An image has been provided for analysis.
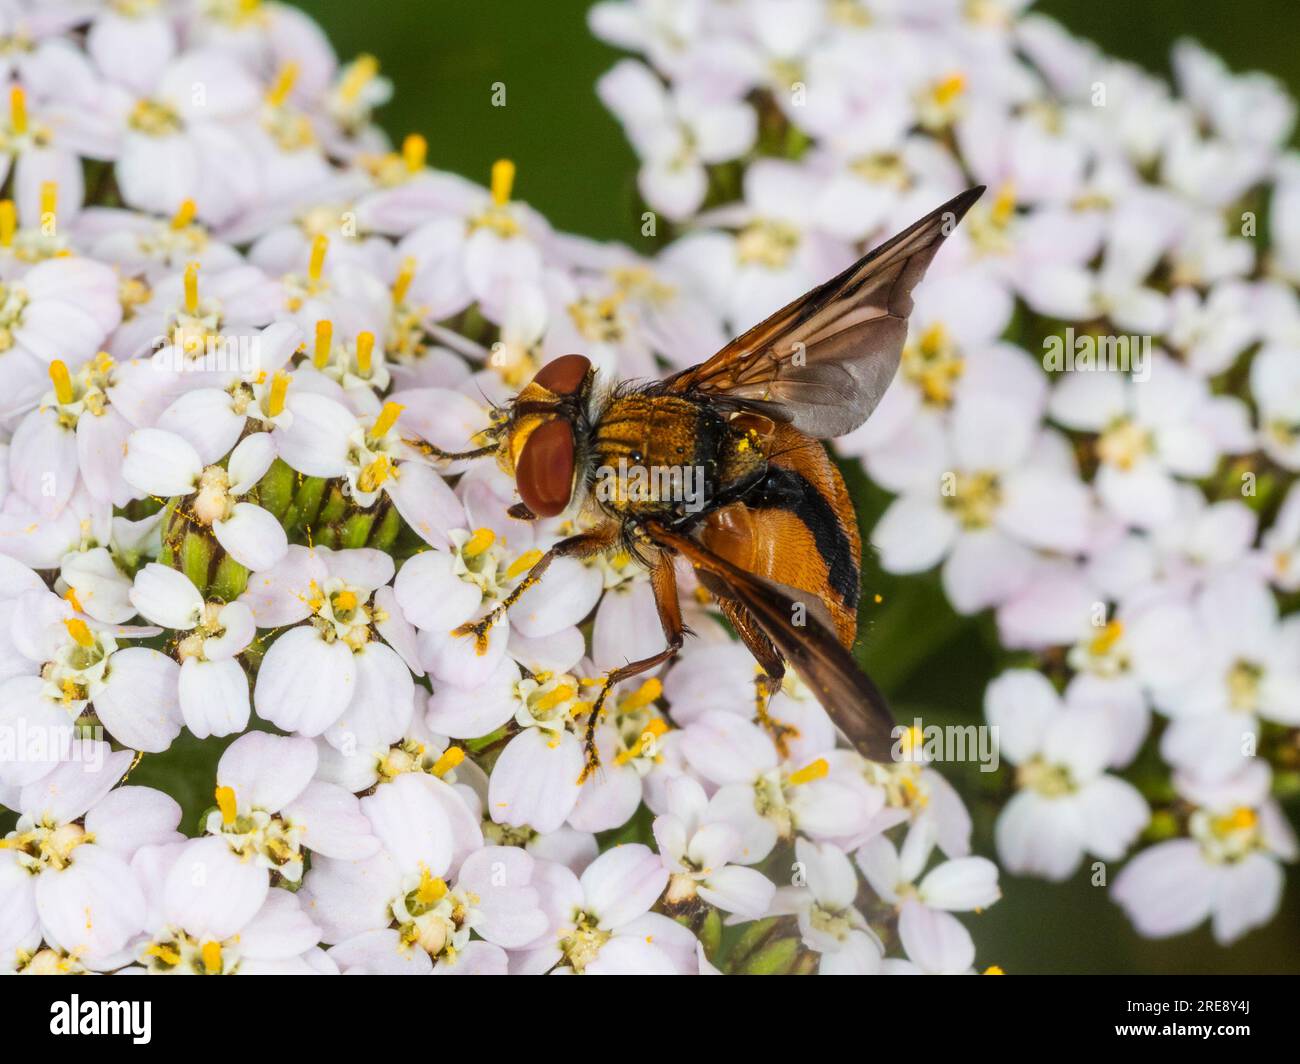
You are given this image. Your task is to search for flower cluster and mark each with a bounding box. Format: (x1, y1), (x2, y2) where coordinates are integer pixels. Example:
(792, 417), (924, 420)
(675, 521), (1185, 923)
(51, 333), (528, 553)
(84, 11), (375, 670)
(0, 0), (1291, 977)
(595, 0), (1300, 947)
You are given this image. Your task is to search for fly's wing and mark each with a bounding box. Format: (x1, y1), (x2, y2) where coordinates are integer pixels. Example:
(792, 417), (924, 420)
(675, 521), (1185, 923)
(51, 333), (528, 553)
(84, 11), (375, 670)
(663, 186), (984, 439)
(647, 524), (897, 763)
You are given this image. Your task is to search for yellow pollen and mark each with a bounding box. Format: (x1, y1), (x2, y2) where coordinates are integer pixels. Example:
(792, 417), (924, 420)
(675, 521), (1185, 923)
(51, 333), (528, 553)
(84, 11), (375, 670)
(490, 158), (515, 207)
(200, 940), (222, 974)
(313, 319), (333, 368)
(340, 54), (379, 103)
(355, 330), (375, 376)
(788, 758), (830, 786)
(267, 62), (299, 107)
(934, 72), (966, 106)
(358, 454), (394, 493)
(615, 718), (669, 765)
(1089, 619), (1124, 656)
(462, 527), (496, 558)
(431, 746), (464, 777)
(39, 181), (56, 222)
(170, 198), (198, 229)
(214, 785), (238, 826)
(416, 868), (448, 906)
(535, 685), (576, 712)
(992, 182), (1016, 227)
(308, 233), (328, 284)
(183, 261), (200, 315)
(62, 618), (94, 648)
(145, 942), (181, 966)
(333, 590), (358, 612)
(266, 371), (290, 418)
(984, 965), (1005, 975)
(370, 399), (403, 439)
(506, 549), (542, 579)
(10, 85), (27, 136)
(49, 360), (74, 405)
(621, 677), (662, 711)
(392, 256), (417, 304)
(0, 200), (14, 247)
(63, 587), (84, 613)
(402, 133), (426, 173)
(873, 593), (884, 604)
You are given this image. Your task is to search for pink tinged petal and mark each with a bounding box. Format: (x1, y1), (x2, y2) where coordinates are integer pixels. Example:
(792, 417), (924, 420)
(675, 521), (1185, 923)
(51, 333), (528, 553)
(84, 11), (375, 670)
(204, 601), (256, 660)
(996, 568), (1095, 650)
(282, 780), (380, 861)
(583, 933), (679, 975)
(218, 731), (318, 813)
(687, 821), (742, 870)
(898, 901), (975, 974)
(20, 745), (133, 823)
(238, 544), (328, 627)
(323, 642), (413, 752)
(385, 462), (468, 548)
(0, 676), (77, 787)
(458, 846), (549, 948)
(681, 712), (778, 785)
(1097, 463), (1179, 530)
(83, 786), (182, 860)
(227, 433), (278, 494)
(995, 789), (1085, 882)
(155, 388), (245, 464)
(997, 468), (1093, 552)
(698, 865), (774, 919)
(179, 657), (251, 739)
(129, 562), (203, 629)
(873, 496), (958, 574)
(511, 556), (603, 638)
(612, 911), (698, 973)
(394, 550), (481, 632)
(508, 624), (585, 676)
(1111, 839), (1215, 939)
(122, 428), (202, 497)
(298, 851), (402, 943)
(854, 837), (902, 903)
(1073, 777), (1149, 861)
(96, 647), (182, 752)
(796, 838), (859, 911)
(360, 773), (454, 878)
(420, 619), (508, 687)
(1210, 853), (1283, 945)
(163, 837), (269, 941)
(239, 888), (321, 959)
(819, 929), (883, 975)
(372, 586), (423, 675)
(1043, 707), (1112, 782)
(0, 852), (39, 951)
(581, 844), (669, 930)
(319, 547), (394, 592)
(36, 845), (146, 962)
(9, 410), (78, 517)
(941, 529), (1036, 614)
(567, 761), (643, 833)
(254, 627), (356, 736)
(329, 928), (433, 975)
(213, 501), (288, 571)
(706, 783), (779, 864)
(425, 657), (520, 738)
(917, 857), (1001, 911)
(489, 728), (584, 834)
(592, 580), (668, 673)
(273, 392), (354, 477)
(652, 815), (690, 868)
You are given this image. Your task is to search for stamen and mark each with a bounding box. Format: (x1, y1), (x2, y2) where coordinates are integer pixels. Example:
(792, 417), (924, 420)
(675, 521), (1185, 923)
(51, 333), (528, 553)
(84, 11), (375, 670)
(402, 133), (426, 173)
(10, 86), (27, 136)
(63, 586), (84, 613)
(621, 677), (662, 711)
(933, 72), (966, 107)
(62, 618), (94, 648)
(339, 54), (379, 103)
(431, 746), (464, 777)
(370, 399), (403, 438)
(787, 758), (829, 786)
(266, 371), (290, 418)
(307, 233), (328, 285)
(358, 454), (393, 493)
(200, 940), (222, 974)
(171, 198), (198, 229)
(39, 181), (56, 224)
(333, 590), (358, 612)
(183, 261), (200, 315)
(49, 360), (74, 405)
(506, 549), (541, 579)
(392, 256), (417, 304)
(490, 158), (515, 207)
(1089, 619), (1124, 656)
(534, 685), (577, 712)
(416, 868), (448, 906)
(462, 528), (496, 558)
(214, 785), (238, 826)
(266, 62), (299, 107)
(355, 330), (375, 376)
(0, 200), (14, 247)
(313, 319), (333, 368)
(145, 942), (181, 966)
(991, 182), (1016, 227)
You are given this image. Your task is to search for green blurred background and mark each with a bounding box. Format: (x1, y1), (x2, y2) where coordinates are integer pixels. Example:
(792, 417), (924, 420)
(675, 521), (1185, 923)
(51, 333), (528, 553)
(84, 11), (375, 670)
(295, 0), (1300, 975)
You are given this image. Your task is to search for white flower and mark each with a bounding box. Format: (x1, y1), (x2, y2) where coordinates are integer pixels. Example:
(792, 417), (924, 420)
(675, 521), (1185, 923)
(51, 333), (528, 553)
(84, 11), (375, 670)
(856, 819), (1000, 914)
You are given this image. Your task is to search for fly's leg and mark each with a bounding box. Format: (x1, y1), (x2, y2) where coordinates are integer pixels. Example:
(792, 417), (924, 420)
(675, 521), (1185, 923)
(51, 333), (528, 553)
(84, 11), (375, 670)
(578, 551), (684, 782)
(714, 594), (798, 758)
(452, 523), (621, 653)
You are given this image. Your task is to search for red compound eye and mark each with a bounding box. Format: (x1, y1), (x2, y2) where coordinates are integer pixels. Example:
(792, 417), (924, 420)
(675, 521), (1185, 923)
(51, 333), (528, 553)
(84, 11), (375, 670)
(531, 354), (591, 396)
(516, 418), (576, 517)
